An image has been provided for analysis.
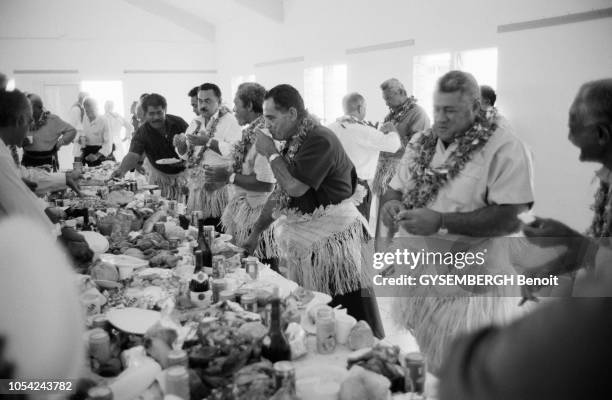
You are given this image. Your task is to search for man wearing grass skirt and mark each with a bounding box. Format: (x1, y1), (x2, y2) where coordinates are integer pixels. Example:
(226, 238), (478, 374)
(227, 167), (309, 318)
(379, 71), (535, 372)
(174, 83), (242, 229)
(204, 83), (277, 264)
(244, 84), (384, 338)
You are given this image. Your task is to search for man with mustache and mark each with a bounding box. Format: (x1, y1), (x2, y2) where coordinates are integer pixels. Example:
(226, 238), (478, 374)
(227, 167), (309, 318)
(112, 93), (188, 199)
(174, 83), (241, 228)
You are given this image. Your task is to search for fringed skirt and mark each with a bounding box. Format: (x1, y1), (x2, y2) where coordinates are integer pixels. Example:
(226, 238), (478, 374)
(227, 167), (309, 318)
(372, 152), (402, 197)
(221, 194), (272, 257)
(262, 198), (371, 296)
(147, 165), (186, 201)
(388, 234), (534, 373)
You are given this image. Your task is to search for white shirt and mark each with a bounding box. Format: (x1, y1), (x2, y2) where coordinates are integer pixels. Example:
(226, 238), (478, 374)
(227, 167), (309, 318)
(328, 116), (401, 180)
(0, 139), (56, 232)
(234, 140), (276, 207)
(178, 109), (242, 162)
(69, 104), (85, 157)
(0, 216), (84, 380)
(81, 116), (112, 157)
(103, 112), (133, 147)
(389, 124), (535, 237)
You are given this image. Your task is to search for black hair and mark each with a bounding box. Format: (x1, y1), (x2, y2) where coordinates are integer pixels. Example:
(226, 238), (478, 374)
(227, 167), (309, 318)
(141, 93), (167, 111)
(480, 85), (497, 106)
(199, 83), (222, 99)
(264, 84), (306, 119)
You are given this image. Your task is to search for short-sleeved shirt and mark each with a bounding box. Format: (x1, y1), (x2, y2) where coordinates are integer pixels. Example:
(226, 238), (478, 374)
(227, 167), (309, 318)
(235, 143), (276, 207)
(129, 114), (188, 174)
(287, 125), (357, 214)
(383, 102), (430, 158)
(25, 114), (75, 152)
(389, 124), (535, 217)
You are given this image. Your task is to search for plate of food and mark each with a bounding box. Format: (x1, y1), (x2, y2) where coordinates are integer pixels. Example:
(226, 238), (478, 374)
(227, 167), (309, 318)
(80, 231), (110, 253)
(156, 158), (182, 165)
(107, 307), (161, 335)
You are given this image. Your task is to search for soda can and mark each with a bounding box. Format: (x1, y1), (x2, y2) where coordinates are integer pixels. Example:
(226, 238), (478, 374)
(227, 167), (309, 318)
(240, 292), (258, 313)
(241, 257), (249, 269)
(89, 328), (111, 363)
(153, 222), (166, 236)
(404, 352), (426, 394)
(246, 259), (259, 280)
(129, 181), (138, 192)
(212, 255), (226, 279)
(219, 289), (236, 302)
(167, 349), (189, 368)
(273, 361), (296, 395)
(166, 365), (190, 400)
(235, 288), (249, 304)
(91, 314), (110, 331)
(211, 278), (227, 304)
(72, 161), (83, 175)
(191, 211), (202, 227)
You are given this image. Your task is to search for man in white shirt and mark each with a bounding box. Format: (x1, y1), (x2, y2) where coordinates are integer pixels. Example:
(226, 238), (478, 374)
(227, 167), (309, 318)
(80, 98), (112, 166)
(175, 83), (242, 228)
(69, 91), (88, 159)
(328, 92), (400, 220)
(380, 71), (534, 373)
(103, 100), (133, 160)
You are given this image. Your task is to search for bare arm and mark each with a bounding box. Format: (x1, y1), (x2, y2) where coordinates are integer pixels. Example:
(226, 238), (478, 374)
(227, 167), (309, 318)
(443, 204), (529, 237)
(115, 152), (141, 176)
(59, 127), (77, 146)
(269, 156), (309, 198)
(234, 174), (275, 192)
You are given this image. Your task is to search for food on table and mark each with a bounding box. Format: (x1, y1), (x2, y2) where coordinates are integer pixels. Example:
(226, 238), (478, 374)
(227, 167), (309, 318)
(347, 320), (375, 350)
(143, 210), (167, 234)
(237, 321), (268, 341)
(106, 189), (135, 206)
(339, 365), (391, 400)
(289, 287), (315, 308)
(346, 343), (406, 393)
(90, 260), (120, 282)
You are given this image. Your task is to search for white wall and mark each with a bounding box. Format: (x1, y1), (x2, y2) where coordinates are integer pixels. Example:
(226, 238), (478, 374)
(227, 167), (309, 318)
(0, 0), (217, 120)
(215, 0), (612, 231)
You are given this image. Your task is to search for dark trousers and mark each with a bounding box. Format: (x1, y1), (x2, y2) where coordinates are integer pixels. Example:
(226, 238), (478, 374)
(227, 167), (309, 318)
(329, 286), (385, 339)
(356, 178), (372, 221)
(22, 148), (59, 171)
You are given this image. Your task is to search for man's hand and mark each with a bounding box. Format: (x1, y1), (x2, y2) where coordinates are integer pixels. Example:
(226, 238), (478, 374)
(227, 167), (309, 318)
(255, 131), (277, 158)
(242, 233), (259, 256)
(381, 200), (403, 228)
(523, 217), (583, 248)
(22, 178), (38, 192)
(186, 133), (210, 147)
(173, 134), (188, 154)
(204, 166), (231, 185)
(397, 208), (443, 236)
(380, 121), (397, 134)
(65, 171), (82, 196)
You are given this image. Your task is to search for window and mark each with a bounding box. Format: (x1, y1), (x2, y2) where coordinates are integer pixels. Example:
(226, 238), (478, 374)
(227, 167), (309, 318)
(303, 64), (347, 125)
(230, 74), (256, 99)
(80, 80), (125, 117)
(413, 47), (497, 120)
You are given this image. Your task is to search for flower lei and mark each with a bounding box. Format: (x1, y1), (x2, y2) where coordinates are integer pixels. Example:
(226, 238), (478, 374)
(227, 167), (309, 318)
(30, 110), (50, 131)
(272, 114), (318, 209)
(189, 106), (231, 167)
(401, 112), (497, 209)
(337, 115), (378, 129)
(588, 181), (612, 237)
(232, 115), (265, 174)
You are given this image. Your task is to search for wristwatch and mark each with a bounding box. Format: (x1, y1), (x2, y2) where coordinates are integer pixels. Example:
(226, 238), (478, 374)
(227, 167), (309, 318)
(268, 153), (280, 163)
(228, 173), (236, 184)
